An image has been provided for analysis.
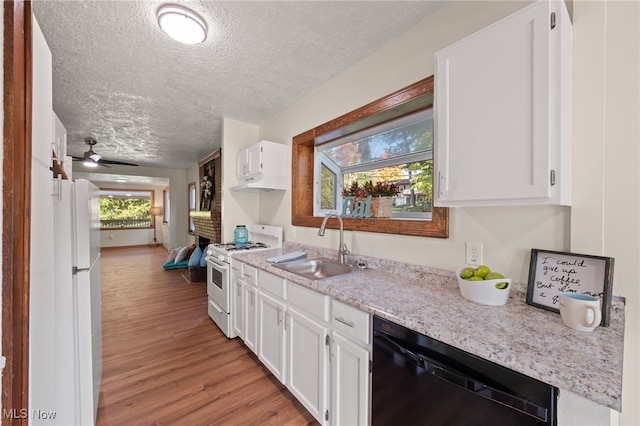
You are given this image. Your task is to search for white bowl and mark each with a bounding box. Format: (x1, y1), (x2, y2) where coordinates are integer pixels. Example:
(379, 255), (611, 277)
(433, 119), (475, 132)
(456, 268), (512, 306)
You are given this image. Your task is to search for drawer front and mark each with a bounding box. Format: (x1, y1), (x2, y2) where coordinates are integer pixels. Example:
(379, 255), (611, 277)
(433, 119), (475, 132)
(231, 260), (243, 279)
(332, 299), (370, 345)
(243, 264), (257, 286)
(259, 270), (286, 299)
(288, 281), (329, 323)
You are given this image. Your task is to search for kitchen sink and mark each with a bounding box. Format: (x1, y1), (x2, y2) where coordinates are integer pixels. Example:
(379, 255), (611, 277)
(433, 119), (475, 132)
(271, 257), (356, 280)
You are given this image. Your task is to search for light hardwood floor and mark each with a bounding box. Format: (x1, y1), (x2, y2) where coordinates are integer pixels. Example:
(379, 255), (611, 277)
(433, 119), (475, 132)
(97, 246), (317, 425)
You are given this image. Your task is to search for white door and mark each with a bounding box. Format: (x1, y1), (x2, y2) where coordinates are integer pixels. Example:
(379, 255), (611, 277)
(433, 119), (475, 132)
(331, 332), (370, 426)
(258, 291), (287, 383)
(232, 278), (244, 338)
(243, 284), (258, 354)
(30, 15), (57, 425)
(287, 307), (328, 425)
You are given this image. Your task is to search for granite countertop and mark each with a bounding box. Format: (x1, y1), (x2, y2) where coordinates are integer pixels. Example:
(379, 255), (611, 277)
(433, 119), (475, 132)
(232, 243), (625, 411)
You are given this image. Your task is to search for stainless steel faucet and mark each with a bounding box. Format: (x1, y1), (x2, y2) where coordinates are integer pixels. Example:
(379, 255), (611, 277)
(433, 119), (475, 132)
(318, 214), (350, 264)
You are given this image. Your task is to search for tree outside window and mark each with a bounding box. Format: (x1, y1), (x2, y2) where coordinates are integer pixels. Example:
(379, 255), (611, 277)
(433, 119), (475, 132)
(99, 189), (153, 229)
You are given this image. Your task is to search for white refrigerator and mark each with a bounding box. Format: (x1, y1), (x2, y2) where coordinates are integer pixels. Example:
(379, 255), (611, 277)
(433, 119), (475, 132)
(53, 178), (103, 425)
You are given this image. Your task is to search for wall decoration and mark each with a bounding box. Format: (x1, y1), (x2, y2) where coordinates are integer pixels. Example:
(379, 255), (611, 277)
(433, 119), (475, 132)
(526, 249), (615, 326)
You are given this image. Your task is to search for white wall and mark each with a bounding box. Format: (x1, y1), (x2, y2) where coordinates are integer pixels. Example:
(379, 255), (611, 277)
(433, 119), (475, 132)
(255, 1), (639, 425)
(221, 118), (260, 242)
(571, 1), (639, 424)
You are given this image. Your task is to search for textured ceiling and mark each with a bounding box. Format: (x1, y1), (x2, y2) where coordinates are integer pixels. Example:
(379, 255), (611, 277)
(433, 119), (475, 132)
(32, 0), (444, 172)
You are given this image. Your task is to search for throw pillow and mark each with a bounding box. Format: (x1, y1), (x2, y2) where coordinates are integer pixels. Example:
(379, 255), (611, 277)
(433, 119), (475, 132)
(166, 247), (180, 263)
(188, 246), (203, 267)
(174, 245), (192, 263)
(199, 248), (208, 267)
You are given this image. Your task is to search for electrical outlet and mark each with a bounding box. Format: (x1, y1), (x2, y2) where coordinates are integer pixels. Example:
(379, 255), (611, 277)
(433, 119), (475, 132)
(465, 242), (483, 266)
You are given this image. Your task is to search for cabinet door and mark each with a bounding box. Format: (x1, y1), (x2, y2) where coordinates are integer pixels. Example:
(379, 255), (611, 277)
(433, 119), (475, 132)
(246, 143), (262, 176)
(287, 307), (328, 425)
(434, 0), (571, 206)
(232, 278), (243, 339)
(236, 147), (248, 179)
(331, 332), (370, 426)
(258, 291), (287, 383)
(243, 285), (258, 354)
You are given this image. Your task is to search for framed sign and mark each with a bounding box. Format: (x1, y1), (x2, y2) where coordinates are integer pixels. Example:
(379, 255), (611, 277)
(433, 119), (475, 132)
(526, 249), (615, 326)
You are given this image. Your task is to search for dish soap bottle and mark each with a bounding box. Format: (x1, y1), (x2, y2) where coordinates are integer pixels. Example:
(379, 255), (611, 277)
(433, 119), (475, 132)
(234, 225), (248, 248)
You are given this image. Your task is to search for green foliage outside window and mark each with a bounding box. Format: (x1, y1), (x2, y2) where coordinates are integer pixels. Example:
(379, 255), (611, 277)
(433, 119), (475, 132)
(320, 164), (336, 210)
(100, 197), (152, 228)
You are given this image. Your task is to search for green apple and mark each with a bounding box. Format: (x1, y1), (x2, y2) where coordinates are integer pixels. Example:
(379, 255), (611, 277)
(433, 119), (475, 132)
(484, 272), (504, 280)
(473, 265), (491, 279)
(460, 267), (475, 279)
(467, 276), (484, 281)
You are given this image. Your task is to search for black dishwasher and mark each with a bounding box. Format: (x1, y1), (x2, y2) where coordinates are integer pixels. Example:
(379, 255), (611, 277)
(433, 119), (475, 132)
(372, 316), (558, 426)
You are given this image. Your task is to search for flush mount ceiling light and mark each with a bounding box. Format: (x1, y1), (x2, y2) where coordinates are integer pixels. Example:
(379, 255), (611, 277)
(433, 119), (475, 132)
(157, 4), (207, 44)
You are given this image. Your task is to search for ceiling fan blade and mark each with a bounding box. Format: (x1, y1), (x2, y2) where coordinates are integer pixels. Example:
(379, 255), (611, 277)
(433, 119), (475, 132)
(89, 153), (102, 162)
(71, 155), (111, 168)
(98, 158), (139, 167)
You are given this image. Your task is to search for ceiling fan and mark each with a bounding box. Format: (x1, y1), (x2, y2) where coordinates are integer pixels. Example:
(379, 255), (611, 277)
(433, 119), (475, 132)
(72, 137), (138, 167)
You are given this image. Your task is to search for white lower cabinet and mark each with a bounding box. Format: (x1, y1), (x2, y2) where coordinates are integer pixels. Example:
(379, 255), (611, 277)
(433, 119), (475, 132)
(243, 283), (258, 354)
(331, 331), (370, 426)
(251, 269), (371, 425)
(258, 290), (287, 383)
(287, 306), (329, 425)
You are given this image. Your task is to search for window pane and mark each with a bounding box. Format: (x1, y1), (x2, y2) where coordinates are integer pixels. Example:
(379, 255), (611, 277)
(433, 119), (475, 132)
(320, 164), (337, 210)
(188, 182), (196, 233)
(321, 109), (433, 169)
(344, 159), (433, 215)
(99, 192), (152, 228)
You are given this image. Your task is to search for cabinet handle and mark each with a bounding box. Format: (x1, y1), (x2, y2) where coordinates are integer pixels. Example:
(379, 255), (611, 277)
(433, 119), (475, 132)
(284, 312), (290, 331)
(243, 273), (252, 279)
(334, 316), (355, 328)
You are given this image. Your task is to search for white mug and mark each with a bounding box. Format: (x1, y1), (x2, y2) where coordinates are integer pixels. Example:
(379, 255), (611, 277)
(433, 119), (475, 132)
(559, 293), (602, 332)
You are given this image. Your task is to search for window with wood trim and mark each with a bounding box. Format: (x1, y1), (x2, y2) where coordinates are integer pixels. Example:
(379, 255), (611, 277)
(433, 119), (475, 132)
(188, 182), (196, 234)
(163, 187), (170, 223)
(99, 189), (154, 229)
(292, 76), (448, 238)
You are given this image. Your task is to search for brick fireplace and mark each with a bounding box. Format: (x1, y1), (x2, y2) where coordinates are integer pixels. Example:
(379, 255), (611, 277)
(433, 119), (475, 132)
(190, 211), (219, 242)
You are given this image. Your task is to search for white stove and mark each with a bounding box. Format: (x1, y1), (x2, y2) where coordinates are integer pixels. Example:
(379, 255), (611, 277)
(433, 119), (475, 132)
(206, 224), (283, 263)
(205, 224), (283, 338)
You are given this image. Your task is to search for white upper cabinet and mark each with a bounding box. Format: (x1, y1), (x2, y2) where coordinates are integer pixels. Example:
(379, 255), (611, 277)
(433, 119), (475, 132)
(434, 0), (571, 206)
(234, 140), (287, 190)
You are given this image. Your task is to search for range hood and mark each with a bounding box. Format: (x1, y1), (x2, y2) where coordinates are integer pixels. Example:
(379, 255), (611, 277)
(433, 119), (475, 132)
(231, 174), (287, 192)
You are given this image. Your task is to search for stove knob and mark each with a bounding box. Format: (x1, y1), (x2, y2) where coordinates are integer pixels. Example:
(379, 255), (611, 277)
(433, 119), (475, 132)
(218, 254), (225, 262)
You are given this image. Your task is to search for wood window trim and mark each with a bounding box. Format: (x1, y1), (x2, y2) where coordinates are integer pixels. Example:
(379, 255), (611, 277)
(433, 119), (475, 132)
(292, 76), (449, 238)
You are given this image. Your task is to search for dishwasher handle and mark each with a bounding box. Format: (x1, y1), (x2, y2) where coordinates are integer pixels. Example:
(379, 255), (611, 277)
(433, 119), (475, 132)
(374, 332), (550, 423)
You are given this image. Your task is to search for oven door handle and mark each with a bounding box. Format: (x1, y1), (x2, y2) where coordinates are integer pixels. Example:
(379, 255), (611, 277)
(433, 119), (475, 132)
(207, 256), (229, 271)
(374, 332), (549, 422)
